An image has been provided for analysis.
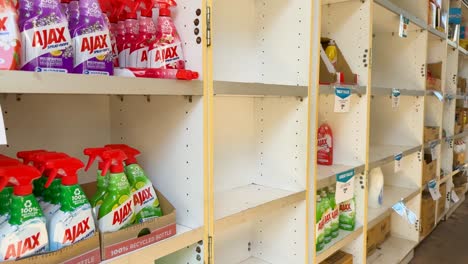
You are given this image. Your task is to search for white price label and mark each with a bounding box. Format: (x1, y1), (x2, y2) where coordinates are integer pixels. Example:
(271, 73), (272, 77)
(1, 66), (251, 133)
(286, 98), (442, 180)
(451, 190), (460, 203)
(434, 91), (444, 102)
(0, 105), (6, 145)
(399, 15), (409, 38)
(392, 201), (418, 225)
(392, 89), (401, 108)
(394, 152), (403, 172)
(430, 142), (439, 160)
(335, 169), (355, 204)
(428, 180), (441, 200)
(334, 87), (351, 113)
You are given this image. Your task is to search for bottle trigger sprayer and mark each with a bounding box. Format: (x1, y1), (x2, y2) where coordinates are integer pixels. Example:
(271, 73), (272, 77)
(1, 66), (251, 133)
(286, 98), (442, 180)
(17, 150), (49, 200)
(0, 164), (49, 261)
(43, 157), (95, 251)
(128, 0), (155, 68)
(84, 147), (111, 221)
(106, 144), (163, 222)
(98, 149), (135, 232)
(0, 157), (21, 226)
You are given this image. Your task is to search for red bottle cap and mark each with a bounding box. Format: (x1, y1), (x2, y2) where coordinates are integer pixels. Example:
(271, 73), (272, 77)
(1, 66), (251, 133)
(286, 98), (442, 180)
(157, 0), (176, 16)
(105, 144), (140, 165)
(125, 0), (141, 19)
(101, 149), (127, 175)
(17, 150), (48, 165)
(0, 165), (41, 195)
(44, 157), (84, 187)
(140, 0), (153, 17)
(83, 147), (111, 171)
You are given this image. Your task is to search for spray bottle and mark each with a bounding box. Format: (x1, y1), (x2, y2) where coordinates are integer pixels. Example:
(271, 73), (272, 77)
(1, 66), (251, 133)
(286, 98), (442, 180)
(0, 165), (48, 261)
(0, 157), (21, 226)
(120, 0), (140, 68)
(83, 147), (111, 221)
(315, 193), (324, 251)
(106, 144), (162, 222)
(60, 0), (70, 19)
(320, 189), (332, 244)
(17, 150), (48, 201)
(327, 186), (339, 238)
(116, 9), (127, 68)
(98, 149), (135, 232)
(70, 0), (113, 75)
(0, 0), (21, 70)
(128, 0), (155, 68)
(317, 123), (333, 165)
(68, 0), (79, 30)
(148, 0), (185, 69)
(44, 157), (95, 251)
(18, 0), (73, 72)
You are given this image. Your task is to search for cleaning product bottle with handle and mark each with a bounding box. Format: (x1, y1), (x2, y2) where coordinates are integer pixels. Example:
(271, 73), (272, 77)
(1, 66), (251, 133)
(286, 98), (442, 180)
(317, 123), (333, 165)
(98, 149), (135, 232)
(148, 0), (185, 69)
(106, 144), (163, 222)
(83, 147), (111, 221)
(44, 157), (95, 251)
(0, 164), (48, 261)
(368, 167), (384, 209)
(0, 0), (21, 70)
(325, 39), (337, 66)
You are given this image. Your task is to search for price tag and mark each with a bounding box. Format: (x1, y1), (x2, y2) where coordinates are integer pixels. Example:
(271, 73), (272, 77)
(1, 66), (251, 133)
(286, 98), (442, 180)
(399, 15), (409, 38)
(406, 209), (418, 225)
(428, 180), (441, 200)
(0, 105), (6, 145)
(394, 152), (403, 172)
(334, 87), (351, 113)
(335, 169), (355, 204)
(464, 95), (468, 108)
(392, 89), (401, 108)
(392, 200), (419, 225)
(433, 91), (444, 102)
(392, 201), (406, 217)
(451, 190), (460, 203)
(430, 142), (439, 160)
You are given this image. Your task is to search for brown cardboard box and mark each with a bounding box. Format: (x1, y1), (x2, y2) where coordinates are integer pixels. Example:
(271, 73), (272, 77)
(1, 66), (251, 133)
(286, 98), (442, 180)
(438, 183), (447, 217)
(453, 151), (465, 167)
(319, 38), (358, 85)
(367, 214), (391, 255)
(82, 182), (177, 260)
(321, 250), (353, 264)
(427, 62), (442, 91)
(420, 193), (436, 238)
(377, 215), (391, 243)
(424, 126), (440, 143)
(459, 77), (467, 94)
(5, 221), (101, 264)
(454, 123), (463, 134)
(366, 223), (379, 255)
(455, 184), (466, 197)
(453, 171), (468, 186)
(423, 154), (437, 186)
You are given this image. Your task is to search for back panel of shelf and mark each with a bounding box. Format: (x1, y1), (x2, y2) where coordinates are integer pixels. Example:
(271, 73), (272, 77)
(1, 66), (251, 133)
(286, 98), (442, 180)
(379, 151), (422, 190)
(385, 0), (428, 24)
(212, 0), (311, 85)
(156, 242), (204, 264)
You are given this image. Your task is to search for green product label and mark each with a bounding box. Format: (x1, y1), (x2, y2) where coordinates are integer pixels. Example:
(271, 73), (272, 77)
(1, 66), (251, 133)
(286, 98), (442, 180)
(33, 176), (47, 198)
(90, 170), (109, 209)
(60, 185), (89, 213)
(0, 187), (13, 216)
(43, 179), (61, 205)
(125, 164), (163, 222)
(339, 197), (356, 231)
(9, 194), (44, 225)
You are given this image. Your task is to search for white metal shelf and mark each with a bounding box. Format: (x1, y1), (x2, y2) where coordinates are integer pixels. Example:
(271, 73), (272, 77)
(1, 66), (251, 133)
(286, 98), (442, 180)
(374, 0), (426, 31)
(104, 225), (203, 264)
(448, 40), (458, 49)
(316, 225), (364, 263)
(317, 164), (365, 189)
(447, 194), (465, 218)
(460, 46), (468, 56)
(0, 71), (203, 95)
(213, 82), (308, 97)
(424, 138), (441, 149)
(214, 184), (306, 229)
(238, 257), (271, 264)
(319, 85), (367, 95)
(367, 236), (418, 264)
(372, 86), (426, 97)
(367, 185), (420, 228)
(369, 144), (422, 170)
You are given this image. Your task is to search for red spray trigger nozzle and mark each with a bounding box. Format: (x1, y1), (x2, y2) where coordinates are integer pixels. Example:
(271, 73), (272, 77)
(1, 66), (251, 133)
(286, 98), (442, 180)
(156, 0), (176, 16)
(44, 157), (84, 188)
(17, 150), (47, 165)
(83, 147), (111, 171)
(141, 0), (154, 17)
(101, 150), (127, 176)
(33, 152), (69, 174)
(105, 144), (140, 165)
(124, 0), (141, 19)
(0, 175), (7, 192)
(0, 165), (41, 196)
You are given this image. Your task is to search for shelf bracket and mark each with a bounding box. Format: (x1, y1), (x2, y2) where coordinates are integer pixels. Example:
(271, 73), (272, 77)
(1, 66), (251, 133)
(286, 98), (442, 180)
(206, 5), (212, 47)
(208, 235), (213, 264)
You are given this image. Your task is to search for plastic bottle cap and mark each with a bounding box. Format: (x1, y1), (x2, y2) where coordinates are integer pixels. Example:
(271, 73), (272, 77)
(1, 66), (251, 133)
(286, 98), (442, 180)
(105, 144), (140, 165)
(83, 147), (112, 171)
(0, 165), (41, 195)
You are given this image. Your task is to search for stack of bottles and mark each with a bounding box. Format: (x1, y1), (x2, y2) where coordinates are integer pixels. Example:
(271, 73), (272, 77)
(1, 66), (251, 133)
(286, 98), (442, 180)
(0, 151), (95, 261)
(315, 186), (356, 252)
(84, 144), (163, 233)
(0, 0), (198, 80)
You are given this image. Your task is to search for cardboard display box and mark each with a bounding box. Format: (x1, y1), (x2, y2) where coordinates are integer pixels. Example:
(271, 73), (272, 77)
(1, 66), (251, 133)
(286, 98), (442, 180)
(438, 183), (447, 217)
(319, 38), (358, 85)
(427, 62), (442, 91)
(423, 154), (437, 186)
(420, 193), (436, 238)
(453, 171), (468, 186)
(453, 151), (465, 167)
(82, 182), (177, 261)
(454, 184), (466, 198)
(459, 77), (467, 94)
(367, 214), (391, 256)
(424, 126), (440, 143)
(320, 250), (353, 264)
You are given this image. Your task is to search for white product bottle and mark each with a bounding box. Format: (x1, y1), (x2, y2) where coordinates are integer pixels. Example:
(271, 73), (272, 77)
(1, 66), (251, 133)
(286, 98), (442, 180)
(368, 167), (384, 208)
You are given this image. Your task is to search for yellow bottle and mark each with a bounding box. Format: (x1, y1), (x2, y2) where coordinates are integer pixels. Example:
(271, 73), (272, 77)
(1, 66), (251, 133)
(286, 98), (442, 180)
(325, 40), (337, 66)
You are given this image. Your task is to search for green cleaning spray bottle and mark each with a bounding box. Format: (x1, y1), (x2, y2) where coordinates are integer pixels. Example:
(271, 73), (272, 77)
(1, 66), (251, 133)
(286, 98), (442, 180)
(44, 157), (95, 251)
(98, 149), (135, 232)
(0, 156), (21, 226)
(83, 147), (111, 222)
(16, 150), (48, 201)
(320, 189), (332, 244)
(316, 193), (324, 252)
(0, 164), (49, 261)
(106, 144), (162, 223)
(327, 186), (339, 238)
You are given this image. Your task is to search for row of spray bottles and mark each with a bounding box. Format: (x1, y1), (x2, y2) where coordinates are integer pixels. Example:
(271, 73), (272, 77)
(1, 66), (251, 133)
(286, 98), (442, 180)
(315, 186), (356, 252)
(0, 151), (95, 261)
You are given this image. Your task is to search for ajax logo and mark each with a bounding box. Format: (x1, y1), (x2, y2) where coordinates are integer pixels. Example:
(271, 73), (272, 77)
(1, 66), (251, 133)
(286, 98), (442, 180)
(24, 200), (32, 208)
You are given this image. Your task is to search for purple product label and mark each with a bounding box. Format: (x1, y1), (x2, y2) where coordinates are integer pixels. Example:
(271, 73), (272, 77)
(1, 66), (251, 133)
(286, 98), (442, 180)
(71, 0), (113, 75)
(18, 0), (73, 72)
